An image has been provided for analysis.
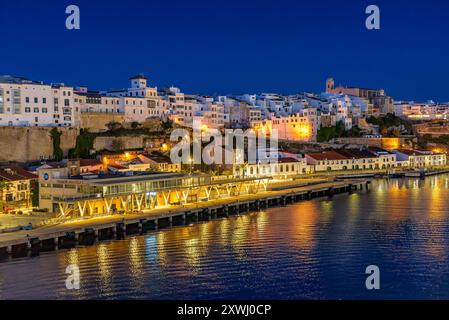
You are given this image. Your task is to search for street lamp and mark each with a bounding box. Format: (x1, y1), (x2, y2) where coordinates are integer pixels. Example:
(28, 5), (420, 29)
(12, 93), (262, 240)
(188, 157), (193, 175)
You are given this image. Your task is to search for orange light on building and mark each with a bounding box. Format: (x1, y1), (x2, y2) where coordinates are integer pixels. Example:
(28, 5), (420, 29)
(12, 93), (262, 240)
(162, 143), (169, 152)
(256, 124), (268, 135)
(103, 157), (108, 169)
(295, 123), (312, 140)
(381, 138), (400, 150)
(432, 148), (445, 154)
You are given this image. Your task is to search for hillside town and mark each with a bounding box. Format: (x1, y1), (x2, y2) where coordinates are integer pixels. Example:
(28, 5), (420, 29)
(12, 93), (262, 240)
(0, 73), (448, 230)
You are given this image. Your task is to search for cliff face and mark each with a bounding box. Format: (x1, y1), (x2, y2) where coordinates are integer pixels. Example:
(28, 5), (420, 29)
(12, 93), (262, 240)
(80, 113), (125, 132)
(0, 127), (79, 163)
(0, 126), (172, 163)
(93, 135), (169, 151)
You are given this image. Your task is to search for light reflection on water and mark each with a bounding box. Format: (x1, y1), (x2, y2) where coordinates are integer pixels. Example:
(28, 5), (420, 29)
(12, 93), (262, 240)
(1, 176), (449, 299)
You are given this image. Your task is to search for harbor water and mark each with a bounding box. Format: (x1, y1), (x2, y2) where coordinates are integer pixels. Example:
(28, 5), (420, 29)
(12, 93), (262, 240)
(1, 175), (449, 299)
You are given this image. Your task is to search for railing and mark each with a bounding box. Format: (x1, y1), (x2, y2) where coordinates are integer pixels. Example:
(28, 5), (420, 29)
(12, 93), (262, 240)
(51, 176), (273, 202)
(53, 193), (103, 202)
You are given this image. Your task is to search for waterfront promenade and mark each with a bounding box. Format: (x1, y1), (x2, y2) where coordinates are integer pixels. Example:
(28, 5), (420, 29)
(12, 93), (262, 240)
(0, 179), (370, 256)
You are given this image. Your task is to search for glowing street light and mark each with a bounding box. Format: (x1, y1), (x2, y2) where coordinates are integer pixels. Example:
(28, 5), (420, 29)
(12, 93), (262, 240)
(188, 157), (193, 175)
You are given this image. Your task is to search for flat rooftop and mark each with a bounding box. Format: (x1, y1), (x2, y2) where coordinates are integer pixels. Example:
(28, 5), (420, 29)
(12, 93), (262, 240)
(69, 171), (189, 185)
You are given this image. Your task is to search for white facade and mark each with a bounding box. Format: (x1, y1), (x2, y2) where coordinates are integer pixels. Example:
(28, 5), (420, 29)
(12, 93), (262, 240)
(271, 108), (319, 142)
(394, 101), (449, 120)
(392, 150), (447, 168)
(0, 76), (77, 127)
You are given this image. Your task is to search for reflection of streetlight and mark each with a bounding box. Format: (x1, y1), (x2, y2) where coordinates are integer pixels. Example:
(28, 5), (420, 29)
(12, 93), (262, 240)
(200, 124), (208, 140)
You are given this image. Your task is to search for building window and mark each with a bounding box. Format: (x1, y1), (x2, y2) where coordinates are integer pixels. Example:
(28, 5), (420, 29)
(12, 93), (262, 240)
(33, 108), (39, 113)
(34, 97), (38, 103)
(25, 107), (31, 113)
(43, 97), (46, 104)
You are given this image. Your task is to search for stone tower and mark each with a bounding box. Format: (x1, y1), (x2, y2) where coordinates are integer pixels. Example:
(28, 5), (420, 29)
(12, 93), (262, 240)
(326, 78), (335, 93)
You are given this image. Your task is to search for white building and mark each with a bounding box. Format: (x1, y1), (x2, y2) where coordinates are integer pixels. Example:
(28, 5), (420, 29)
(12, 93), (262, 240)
(305, 148), (397, 172)
(271, 108), (319, 142)
(105, 74), (165, 123)
(0, 75), (77, 127)
(392, 149), (447, 168)
(394, 101), (449, 120)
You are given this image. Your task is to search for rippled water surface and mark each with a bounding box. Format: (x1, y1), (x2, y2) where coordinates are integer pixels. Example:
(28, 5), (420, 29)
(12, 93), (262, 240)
(1, 176), (449, 299)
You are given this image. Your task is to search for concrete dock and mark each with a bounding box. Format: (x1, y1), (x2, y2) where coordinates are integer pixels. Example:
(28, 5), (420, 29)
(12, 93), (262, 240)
(0, 179), (370, 257)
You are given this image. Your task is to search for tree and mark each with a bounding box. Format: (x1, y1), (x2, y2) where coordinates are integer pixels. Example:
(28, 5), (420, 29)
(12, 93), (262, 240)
(317, 126), (336, 142)
(366, 113), (413, 136)
(317, 121), (363, 142)
(106, 121), (122, 132)
(130, 121), (141, 129)
(161, 119), (173, 130)
(342, 125), (362, 137)
(110, 139), (124, 152)
(335, 120), (345, 137)
(50, 127), (64, 161)
(69, 129), (96, 158)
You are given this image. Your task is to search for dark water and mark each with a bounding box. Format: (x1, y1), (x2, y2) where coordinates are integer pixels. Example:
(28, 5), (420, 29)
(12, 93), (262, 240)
(1, 176), (449, 300)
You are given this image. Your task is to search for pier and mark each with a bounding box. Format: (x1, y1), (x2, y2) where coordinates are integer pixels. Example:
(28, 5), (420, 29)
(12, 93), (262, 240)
(0, 179), (370, 258)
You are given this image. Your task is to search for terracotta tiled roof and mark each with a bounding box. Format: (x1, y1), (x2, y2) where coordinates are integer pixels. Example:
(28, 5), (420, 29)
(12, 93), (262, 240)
(0, 166), (38, 182)
(140, 152), (173, 164)
(336, 149), (377, 159)
(79, 159), (103, 167)
(277, 157), (299, 163)
(305, 151), (348, 161)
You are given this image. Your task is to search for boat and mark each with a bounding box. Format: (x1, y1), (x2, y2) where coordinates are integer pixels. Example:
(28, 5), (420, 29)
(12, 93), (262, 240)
(387, 172), (404, 178)
(405, 170), (425, 178)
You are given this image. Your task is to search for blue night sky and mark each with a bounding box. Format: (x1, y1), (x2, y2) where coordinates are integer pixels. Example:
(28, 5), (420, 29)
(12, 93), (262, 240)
(1, 0), (448, 101)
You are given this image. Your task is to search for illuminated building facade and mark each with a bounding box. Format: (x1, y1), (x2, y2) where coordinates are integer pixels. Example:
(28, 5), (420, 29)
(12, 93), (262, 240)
(37, 163), (270, 217)
(271, 108), (318, 142)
